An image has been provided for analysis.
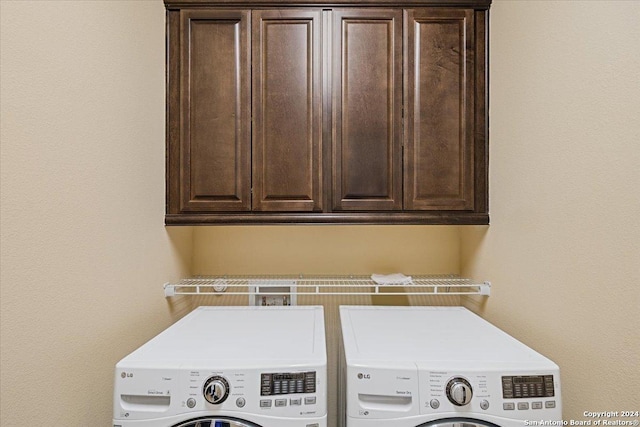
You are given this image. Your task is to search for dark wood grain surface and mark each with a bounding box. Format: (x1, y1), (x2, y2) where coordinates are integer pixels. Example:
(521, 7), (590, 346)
(332, 9), (403, 211)
(177, 10), (251, 212)
(252, 10), (323, 212)
(165, 3), (490, 224)
(404, 8), (474, 211)
(166, 212), (490, 225)
(165, 0), (491, 9)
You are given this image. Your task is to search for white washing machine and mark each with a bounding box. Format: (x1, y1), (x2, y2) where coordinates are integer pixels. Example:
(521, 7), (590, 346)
(339, 306), (561, 427)
(113, 306), (327, 427)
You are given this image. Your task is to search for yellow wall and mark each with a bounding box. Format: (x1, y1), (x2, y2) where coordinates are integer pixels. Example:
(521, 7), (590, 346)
(192, 226), (460, 275)
(1, 0), (639, 426)
(0, 1), (193, 425)
(462, 0), (640, 422)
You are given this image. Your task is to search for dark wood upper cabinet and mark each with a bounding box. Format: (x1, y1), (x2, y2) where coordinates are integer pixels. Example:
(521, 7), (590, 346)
(171, 10), (251, 213)
(404, 8), (475, 211)
(332, 9), (403, 211)
(252, 10), (323, 212)
(165, 0), (490, 225)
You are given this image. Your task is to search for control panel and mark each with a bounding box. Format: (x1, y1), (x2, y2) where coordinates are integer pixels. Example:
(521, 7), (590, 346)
(502, 375), (555, 399)
(420, 370), (561, 421)
(261, 371), (316, 396)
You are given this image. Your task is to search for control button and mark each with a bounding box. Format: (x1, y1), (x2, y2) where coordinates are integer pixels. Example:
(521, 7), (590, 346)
(532, 402), (543, 410)
(305, 396), (316, 405)
(430, 399), (440, 409)
(503, 403), (515, 411)
(275, 399), (287, 407)
(480, 400), (490, 410)
(236, 397), (246, 408)
(290, 398), (302, 406)
(260, 399), (272, 408)
(186, 398), (196, 408)
(545, 401), (556, 409)
(518, 402), (530, 410)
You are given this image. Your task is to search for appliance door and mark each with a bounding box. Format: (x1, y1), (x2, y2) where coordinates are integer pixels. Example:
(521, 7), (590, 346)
(172, 417), (262, 427)
(418, 418), (501, 427)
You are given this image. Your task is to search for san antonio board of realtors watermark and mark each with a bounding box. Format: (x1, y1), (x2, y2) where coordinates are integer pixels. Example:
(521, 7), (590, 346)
(525, 411), (639, 427)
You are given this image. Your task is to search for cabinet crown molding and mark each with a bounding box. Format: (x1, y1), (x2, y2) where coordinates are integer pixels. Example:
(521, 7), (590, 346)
(164, 0), (491, 9)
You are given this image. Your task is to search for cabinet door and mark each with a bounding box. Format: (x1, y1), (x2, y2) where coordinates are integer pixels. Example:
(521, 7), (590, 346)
(176, 10), (251, 212)
(404, 9), (475, 210)
(252, 10), (323, 212)
(332, 9), (403, 211)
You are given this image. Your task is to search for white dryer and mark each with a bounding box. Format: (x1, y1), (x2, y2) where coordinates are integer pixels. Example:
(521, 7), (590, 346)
(114, 306), (327, 427)
(339, 306), (561, 427)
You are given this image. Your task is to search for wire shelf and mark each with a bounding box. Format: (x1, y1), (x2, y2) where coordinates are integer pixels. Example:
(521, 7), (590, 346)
(163, 275), (491, 297)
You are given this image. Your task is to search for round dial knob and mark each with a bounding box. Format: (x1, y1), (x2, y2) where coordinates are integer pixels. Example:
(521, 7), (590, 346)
(203, 376), (230, 405)
(446, 377), (473, 406)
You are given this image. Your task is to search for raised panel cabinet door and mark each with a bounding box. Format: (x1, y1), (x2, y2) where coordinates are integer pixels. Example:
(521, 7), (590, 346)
(173, 10), (251, 212)
(252, 10), (323, 212)
(404, 8), (475, 210)
(332, 9), (403, 211)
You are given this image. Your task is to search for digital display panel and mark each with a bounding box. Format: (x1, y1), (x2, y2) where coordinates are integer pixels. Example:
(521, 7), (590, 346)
(502, 375), (554, 399)
(261, 371), (316, 396)
(273, 373), (305, 381)
(513, 377), (544, 384)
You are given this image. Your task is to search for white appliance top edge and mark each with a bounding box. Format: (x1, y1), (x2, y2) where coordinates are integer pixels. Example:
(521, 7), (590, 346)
(339, 306), (557, 368)
(120, 306), (326, 365)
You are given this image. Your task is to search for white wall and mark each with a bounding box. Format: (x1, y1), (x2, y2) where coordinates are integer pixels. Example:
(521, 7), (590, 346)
(462, 0), (640, 421)
(0, 1), (192, 424)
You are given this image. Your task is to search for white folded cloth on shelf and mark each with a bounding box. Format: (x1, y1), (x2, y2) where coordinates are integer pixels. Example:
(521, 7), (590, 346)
(371, 273), (413, 286)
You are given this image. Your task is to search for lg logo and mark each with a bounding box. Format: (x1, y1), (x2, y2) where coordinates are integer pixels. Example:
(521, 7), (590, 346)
(357, 373), (371, 380)
(121, 372), (133, 379)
